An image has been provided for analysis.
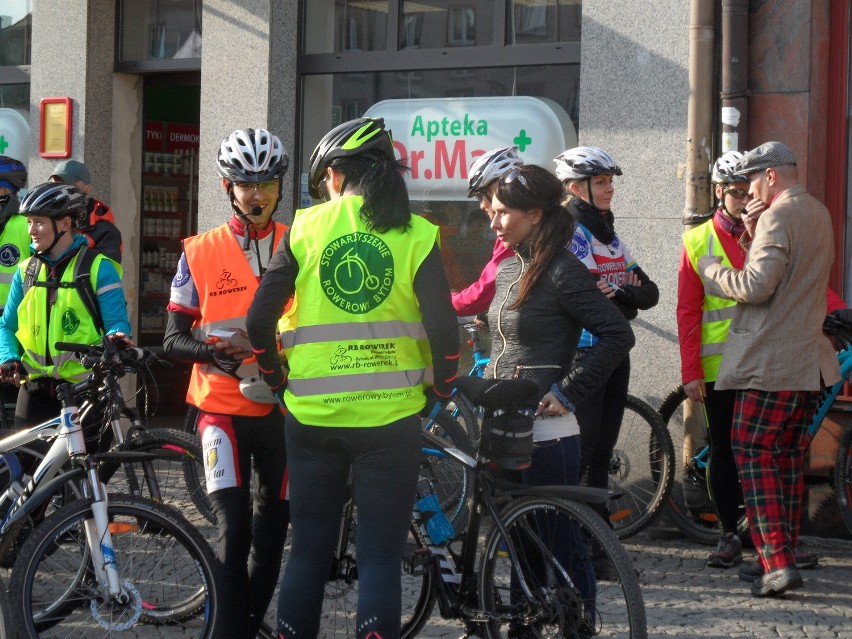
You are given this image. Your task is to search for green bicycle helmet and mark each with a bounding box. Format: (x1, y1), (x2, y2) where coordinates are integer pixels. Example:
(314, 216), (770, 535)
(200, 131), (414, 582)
(308, 117), (395, 199)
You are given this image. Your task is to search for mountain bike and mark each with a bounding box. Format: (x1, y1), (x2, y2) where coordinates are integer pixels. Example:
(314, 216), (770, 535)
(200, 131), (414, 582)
(455, 322), (673, 539)
(658, 320), (852, 544)
(299, 376), (646, 638)
(0, 337), (214, 564)
(0, 380), (219, 637)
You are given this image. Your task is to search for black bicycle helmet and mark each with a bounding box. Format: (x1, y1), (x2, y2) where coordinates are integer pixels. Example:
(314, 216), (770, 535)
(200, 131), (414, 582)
(467, 146), (523, 198)
(0, 156), (27, 191)
(217, 128), (289, 183)
(553, 146), (622, 181)
(308, 117), (395, 199)
(19, 183), (87, 219)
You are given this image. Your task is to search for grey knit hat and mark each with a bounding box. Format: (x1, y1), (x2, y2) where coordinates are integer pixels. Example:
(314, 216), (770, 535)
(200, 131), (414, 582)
(733, 141), (797, 176)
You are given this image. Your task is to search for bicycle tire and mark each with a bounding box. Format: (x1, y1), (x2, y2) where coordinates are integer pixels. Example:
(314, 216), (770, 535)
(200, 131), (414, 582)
(97, 428), (216, 536)
(446, 390), (481, 447)
(607, 395), (674, 539)
(658, 386), (748, 545)
(478, 495), (647, 639)
(8, 494), (219, 638)
(421, 409), (475, 525)
(834, 422), (852, 538)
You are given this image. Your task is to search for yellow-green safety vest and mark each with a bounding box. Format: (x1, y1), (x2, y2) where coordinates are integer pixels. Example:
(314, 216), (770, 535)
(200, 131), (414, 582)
(16, 251), (108, 382)
(0, 214), (31, 311)
(683, 221), (737, 382)
(282, 195), (438, 427)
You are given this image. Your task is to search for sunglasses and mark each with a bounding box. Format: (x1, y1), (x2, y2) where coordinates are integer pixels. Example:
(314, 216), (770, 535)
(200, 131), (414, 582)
(502, 167), (528, 188)
(723, 186), (749, 199)
(233, 179), (280, 194)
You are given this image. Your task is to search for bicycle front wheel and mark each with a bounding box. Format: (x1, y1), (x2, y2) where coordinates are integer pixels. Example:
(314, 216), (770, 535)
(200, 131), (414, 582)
(9, 494), (219, 638)
(479, 495), (646, 639)
(834, 422), (852, 537)
(607, 396), (674, 539)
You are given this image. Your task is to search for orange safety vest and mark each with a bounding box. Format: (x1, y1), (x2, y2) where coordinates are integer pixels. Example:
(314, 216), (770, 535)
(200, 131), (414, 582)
(183, 222), (287, 416)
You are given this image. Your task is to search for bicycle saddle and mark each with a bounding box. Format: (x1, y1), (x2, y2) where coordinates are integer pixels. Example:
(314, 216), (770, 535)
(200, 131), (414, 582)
(454, 377), (538, 411)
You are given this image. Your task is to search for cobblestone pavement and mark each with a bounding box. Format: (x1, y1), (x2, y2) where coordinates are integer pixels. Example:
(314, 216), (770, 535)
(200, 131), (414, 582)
(4, 529), (850, 637)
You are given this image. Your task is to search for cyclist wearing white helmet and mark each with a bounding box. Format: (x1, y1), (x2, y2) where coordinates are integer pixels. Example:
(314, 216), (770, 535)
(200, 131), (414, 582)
(163, 128), (291, 639)
(555, 146), (658, 575)
(452, 146), (522, 316)
(677, 151), (845, 570)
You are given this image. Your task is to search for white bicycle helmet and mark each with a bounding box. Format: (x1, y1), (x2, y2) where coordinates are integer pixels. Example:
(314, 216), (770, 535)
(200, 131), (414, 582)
(467, 146), (522, 198)
(553, 146), (622, 181)
(217, 128), (289, 183)
(711, 151), (749, 184)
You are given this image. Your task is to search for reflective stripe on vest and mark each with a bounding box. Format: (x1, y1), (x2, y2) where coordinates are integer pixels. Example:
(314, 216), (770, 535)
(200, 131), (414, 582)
(16, 252), (105, 382)
(284, 195), (437, 427)
(183, 222), (286, 416)
(683, 220), (736, 382)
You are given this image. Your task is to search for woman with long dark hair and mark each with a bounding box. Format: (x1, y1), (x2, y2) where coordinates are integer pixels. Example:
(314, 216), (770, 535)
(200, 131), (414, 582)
(246, 117), (459, 639)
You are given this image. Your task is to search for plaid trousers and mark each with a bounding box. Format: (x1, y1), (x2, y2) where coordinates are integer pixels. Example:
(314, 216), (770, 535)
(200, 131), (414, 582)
(731, 389), (818, 573)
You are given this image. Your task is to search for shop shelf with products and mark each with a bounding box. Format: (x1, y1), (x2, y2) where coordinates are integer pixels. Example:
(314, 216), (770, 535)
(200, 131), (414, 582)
(138, 121), (199, 415)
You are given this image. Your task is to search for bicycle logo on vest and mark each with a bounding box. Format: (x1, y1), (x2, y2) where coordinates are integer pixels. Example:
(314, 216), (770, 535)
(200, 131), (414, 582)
(320, 232), (394, 315)
(62, 309), (81, 335)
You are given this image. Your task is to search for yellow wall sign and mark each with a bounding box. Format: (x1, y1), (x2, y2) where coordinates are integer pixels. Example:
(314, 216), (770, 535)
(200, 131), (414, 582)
(39, 97), (73, 158)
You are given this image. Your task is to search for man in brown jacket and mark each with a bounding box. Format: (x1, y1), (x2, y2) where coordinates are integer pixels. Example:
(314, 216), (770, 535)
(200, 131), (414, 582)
(698, 141), (840, 597)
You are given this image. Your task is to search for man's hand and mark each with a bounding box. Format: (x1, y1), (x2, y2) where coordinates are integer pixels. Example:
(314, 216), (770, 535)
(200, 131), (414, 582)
(741, 197), (767, 239)
(683, 378), (706, 403)
(697, 255), (723, 275)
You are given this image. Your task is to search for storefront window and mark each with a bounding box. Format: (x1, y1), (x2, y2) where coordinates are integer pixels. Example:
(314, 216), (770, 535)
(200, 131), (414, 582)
(304, 1), (389, 54)
(300, 66), (579, 291)
(400, 1), (493, 49)
(508, 0), (582, 44)
(118, 0), (202, 62)
(0, 1), (32, 66)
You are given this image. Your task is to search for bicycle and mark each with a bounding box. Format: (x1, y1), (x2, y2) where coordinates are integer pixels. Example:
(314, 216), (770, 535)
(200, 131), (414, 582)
(0, 379), (219, 637)
(658, 319), (852, 544)
(0, 337), (214, 563)
(455, 322), (674, 539)
(302, 376), (646, 638)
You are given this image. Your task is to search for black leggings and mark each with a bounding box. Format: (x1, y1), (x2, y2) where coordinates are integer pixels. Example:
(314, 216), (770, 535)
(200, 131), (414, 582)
(703, 382), (742, 534)
(575, 352), (631, 519)
(198, 409), (290, 639)
(277, 414), (422, 639)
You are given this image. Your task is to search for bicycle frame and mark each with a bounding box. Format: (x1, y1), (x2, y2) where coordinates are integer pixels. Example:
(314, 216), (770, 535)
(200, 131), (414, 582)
(0, 383), (127, 602)
(418, 428), (607, 623)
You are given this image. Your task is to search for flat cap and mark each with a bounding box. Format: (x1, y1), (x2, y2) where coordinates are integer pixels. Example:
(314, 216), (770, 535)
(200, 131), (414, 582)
(733, 141), (797, 176)
(50, 159), (91, 185)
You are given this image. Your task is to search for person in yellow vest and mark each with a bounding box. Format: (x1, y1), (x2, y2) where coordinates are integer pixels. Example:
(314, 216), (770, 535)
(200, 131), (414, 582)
(0, 156), (33, 420)
(246, 117), (459, 639)
(678, 151), (844, 570)
(0, 183), (130, 427)
(163, 128), (291, 639)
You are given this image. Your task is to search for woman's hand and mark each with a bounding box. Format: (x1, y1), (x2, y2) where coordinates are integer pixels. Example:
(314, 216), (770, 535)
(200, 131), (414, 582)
(536, 391), (570, 417)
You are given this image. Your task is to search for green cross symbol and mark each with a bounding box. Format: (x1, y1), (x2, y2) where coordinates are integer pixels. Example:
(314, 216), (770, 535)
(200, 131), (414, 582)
(513, 129), (532, 152)
(0, 136), (8, 154)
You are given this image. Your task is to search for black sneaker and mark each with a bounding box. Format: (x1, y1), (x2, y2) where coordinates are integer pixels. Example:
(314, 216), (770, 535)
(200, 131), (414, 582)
(707, 533), (742, 568)
(751, 566), (803, 597)
(739, 549), (818, 581)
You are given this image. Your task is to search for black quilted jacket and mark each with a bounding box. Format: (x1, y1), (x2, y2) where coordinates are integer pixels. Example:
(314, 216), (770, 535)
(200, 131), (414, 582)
(485, 247), (635, 409)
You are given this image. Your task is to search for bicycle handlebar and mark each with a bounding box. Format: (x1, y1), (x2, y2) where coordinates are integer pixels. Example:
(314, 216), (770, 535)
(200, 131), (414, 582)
(54, 339), (165, 373)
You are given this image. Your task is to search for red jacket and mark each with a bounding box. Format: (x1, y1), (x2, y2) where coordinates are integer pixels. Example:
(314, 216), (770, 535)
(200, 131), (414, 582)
(451, 238), (513, 316)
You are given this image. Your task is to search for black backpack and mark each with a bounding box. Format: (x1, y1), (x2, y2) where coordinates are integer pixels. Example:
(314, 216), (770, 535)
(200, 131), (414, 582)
(22, 246), (105, 334)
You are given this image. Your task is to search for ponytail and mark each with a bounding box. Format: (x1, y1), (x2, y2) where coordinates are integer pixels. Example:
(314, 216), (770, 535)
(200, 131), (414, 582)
(328, 154), (411, 233)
